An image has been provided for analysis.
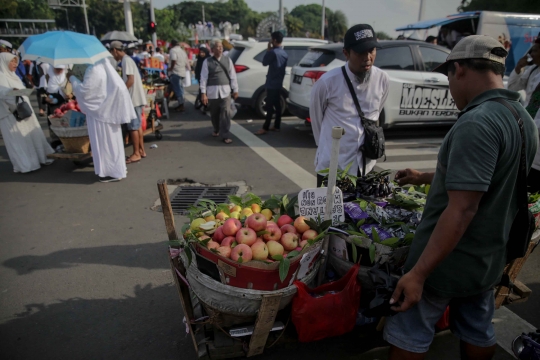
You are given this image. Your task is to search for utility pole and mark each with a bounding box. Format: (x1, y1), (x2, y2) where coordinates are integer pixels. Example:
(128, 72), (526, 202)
(123, 0), (134, 35)
(279, 0), (284, 28)
(418, 0), (425, 21)
(150, 0), (156, 48)
(82, 0), (89, 34)
(202, 5), (205, 23)
(321, 0), (325, 39)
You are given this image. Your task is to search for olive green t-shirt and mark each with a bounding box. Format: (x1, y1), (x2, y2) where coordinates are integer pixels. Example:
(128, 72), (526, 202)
(405, 89), (539, 298)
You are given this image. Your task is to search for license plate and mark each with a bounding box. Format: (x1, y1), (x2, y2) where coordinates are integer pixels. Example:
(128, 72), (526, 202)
(293, 75), (303, 84)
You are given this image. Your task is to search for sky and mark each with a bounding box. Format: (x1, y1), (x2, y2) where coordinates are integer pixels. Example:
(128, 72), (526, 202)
(154, 0), (464, 37)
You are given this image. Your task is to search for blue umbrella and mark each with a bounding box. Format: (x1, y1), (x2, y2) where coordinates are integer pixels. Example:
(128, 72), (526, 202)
(19, 31), (112, 67)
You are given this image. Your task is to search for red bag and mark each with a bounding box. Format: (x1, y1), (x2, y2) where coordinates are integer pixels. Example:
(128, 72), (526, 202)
(435, 306), (450, 331)
(292, 264), (361, 342)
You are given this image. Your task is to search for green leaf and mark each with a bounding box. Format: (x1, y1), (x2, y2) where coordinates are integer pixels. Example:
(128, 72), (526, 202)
(359, 200), (368, 211)
(287, 250), (300, 258)
(369, 243), (376, 263)
(318, 168), (330, 174)
(282, 194), (289, 208)
(237, 256), (243, 264)
(262, 198), (280, 210)
(381, 237), (400, 247)
(185, 246), (193, 266)
(180, 223), (190, 235)
(344, 161), (353, 175)
(279, 257), (291, 282)
(372, 227), (381, 243)
(356, 219), (366, 227)
(169, 240), (181, 247)
(217, 204), (231, 215)
(272, 254), (284, 261)
(210, 248), (220, 254)
(228, 195), (243, 206)
(200, 238), (211, 247)
(351, 242), (358, 263)
(304, 219), (319, 232)
(320, 220), (332, 232)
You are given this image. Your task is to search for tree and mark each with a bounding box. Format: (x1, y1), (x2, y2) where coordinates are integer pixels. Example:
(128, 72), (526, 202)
(290, 4), (327, 35)
(327, 10), (347, 42)
(376, 31), (393, 40)
(285, 14), (304, 37)
(459, 0), (540, 13)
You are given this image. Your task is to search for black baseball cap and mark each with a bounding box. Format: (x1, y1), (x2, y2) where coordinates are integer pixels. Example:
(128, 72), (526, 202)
(344, 24), (380, 53)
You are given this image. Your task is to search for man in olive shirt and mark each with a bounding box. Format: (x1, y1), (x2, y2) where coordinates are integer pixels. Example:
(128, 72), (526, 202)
(384, 36), (538, 360)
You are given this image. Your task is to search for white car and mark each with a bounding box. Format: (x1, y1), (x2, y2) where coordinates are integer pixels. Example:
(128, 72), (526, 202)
(288, 41), (459, 128)
(229, 38), (328, 118)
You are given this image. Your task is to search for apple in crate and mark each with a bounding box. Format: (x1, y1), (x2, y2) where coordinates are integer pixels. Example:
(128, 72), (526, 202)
(207, 240), (220, 250)
(261, 208), (273, 221)
(222, 218), (241, 236)
(294, 216), (310, 234)
(277, 215), (294, 228)
(217, 246), (231, 258)
(263, 226), (281, 242)
(246, 213), (267, 232)
(236, 227), (257, 246)
(267, 241), (284, 257)
(281, 233), (299, 251)
(280, 224), (297, 235)
(212, 226), (225, 243)
(231, 244), (253, 262)
(251, 203), (261, 213)
(216, 212), (229, 221)
(251, 241), (268, 260)
(302, 229), (318, 241)
(300, 240), (309, 248)
(221, 236), (236, 247)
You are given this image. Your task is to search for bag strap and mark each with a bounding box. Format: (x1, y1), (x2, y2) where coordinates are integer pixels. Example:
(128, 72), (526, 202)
(341, 66), (366, 125)
(488, 98), (528, 210)
(212, 56), (231, 84)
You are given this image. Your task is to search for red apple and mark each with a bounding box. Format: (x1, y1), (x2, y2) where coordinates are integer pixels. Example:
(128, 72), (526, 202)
(267, 241), (284, 257)
(294, 216), (310, 234)
(54, 108), (63, 116)
(280, 224), (297, 235)
(207, 240), (220, 250)
(263, 226), (281, 242)
(294, 246), (302, 252)
(277, 215), (294, 228)
(217, 246), (231, 258)
(281, 233), (299, 251)
(236, 227), (257, 246)
(222, 218), (241, 236)
(65, 101), (76, 110)
(231, 244), (253, 262)
(302, 229), (318, 241)
(299, 239), (309, 248)
(246, 213), (267, 232)
(221, 236), (235, 247)
(212, 226), (225, 243)
(251, 241), (268, 260)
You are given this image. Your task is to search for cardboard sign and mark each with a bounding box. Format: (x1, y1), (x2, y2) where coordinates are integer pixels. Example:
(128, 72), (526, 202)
(298, 187), (345, 225)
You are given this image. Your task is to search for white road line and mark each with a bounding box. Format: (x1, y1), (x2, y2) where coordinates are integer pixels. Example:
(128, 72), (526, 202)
(386, 139), (444, 145)
(376, 160), (438, 170)
(184, 93), (317, 189)
(385, 148), (440, 157)
(493, 306), (537, 356)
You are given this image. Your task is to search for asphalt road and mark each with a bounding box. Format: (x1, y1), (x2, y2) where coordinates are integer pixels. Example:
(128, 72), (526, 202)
(0, 87), (538, 360)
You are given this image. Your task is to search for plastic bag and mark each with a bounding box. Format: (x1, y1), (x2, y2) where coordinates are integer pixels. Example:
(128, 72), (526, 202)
(292, 264), (361, 342)
(230, 100), (237, 119)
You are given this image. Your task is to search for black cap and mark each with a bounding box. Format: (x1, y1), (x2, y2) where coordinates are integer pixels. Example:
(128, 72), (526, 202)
(344, 24), (380, 53)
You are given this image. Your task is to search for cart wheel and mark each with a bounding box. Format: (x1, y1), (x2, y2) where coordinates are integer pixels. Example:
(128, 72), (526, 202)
(155, 131), (163, 140)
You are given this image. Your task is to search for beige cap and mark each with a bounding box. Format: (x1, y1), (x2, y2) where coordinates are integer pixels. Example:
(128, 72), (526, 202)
(433, 35), (508, 75)
(109, 41), (124, 50)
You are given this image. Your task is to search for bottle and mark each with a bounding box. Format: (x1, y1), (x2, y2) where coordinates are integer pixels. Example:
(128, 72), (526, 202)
(48, 95), (58, 105)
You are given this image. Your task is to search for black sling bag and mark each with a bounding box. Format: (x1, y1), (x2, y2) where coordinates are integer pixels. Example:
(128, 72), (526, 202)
(341, 66), (385, 176)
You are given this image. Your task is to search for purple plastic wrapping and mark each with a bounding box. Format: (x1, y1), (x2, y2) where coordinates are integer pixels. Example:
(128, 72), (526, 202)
(360, 224), (393, 241)
(344, 202), (369, 222)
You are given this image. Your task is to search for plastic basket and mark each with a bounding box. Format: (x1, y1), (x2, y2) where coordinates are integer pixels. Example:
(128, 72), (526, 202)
(51, 125), (88, 138)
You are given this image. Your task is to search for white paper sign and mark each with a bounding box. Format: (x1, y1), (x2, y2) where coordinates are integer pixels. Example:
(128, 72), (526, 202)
(292, 242), (322, 284)
(298, 187), (345, 225)
(329, 235), (348, 260)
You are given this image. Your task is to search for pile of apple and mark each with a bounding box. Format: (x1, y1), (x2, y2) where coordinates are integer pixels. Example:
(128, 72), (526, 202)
(191, 211), (318, 264)
(51, 100), (82, 118)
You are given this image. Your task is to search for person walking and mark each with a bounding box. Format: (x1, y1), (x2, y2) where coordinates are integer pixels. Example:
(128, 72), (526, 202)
(386, 36), (538, 360)
(310, 24), (389, 185)
(0, 53), (54, 173)
(508, 38), (540, 192)
(69, 59), (136, 183)
(110, 41), (147, 164)
(200, 39), (238, 144)
(168, 39), (189, 112)
(255, 31), (288, 135)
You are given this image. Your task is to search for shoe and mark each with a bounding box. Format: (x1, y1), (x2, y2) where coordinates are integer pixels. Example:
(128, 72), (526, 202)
(99, 176), (121, 183)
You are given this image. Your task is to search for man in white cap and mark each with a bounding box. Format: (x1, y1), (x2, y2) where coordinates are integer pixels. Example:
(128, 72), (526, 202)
(385, 36), (538, 359)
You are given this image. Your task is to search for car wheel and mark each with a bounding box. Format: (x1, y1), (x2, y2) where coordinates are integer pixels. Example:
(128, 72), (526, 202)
(255, 91), (286, 119)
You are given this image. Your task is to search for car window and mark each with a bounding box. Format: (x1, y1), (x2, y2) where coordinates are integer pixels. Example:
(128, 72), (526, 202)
(374, 46), (415, 71)
(283, 46), (310, 67)
(228, 47), (245, 64)
(418, 46), (449, 72)
(253, 49), (266, 63)
(299, 50), (336, 67)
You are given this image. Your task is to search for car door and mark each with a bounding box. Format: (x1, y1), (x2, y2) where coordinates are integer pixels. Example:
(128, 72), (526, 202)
(282, 46), (310, 92)
(416, 46), (459, 123)
(374, 45), (423, 126)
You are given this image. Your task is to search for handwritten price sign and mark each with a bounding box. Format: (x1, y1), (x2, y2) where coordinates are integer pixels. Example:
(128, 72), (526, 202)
(298, 187), (345, 225)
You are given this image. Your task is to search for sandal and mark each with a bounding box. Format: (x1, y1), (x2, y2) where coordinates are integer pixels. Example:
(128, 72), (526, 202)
(254, 129), (267, 135)
(223, 139), (233, 144)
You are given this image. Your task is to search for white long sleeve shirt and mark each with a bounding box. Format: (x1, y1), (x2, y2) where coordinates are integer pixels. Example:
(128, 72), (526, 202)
(310, 63), (389, 176)
(199, 56), (238, 100)
(507, 65), (540, 106)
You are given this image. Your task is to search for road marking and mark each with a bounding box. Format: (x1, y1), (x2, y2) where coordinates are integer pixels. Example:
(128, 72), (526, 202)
(493, 306), (537, 356)
(386, 138), (444, 145)
(385, 148), (440, 157)
(184, 93), (317, 189)
(376, 160), (438, 170)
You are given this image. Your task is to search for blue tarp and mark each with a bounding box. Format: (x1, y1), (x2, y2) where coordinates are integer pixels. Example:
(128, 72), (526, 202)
(395, 12), (480, 31)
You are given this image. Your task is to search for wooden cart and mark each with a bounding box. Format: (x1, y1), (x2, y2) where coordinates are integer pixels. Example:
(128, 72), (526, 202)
(47, 151), (92, 166)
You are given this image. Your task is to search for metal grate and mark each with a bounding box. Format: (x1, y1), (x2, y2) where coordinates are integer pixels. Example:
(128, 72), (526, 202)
(169, 186), (238, 214)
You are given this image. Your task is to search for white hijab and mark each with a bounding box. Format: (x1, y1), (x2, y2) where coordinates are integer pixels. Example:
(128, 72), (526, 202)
(0, 53), (26, 119)
(70, 59), (135, 125)
(47, 65), (67, 95)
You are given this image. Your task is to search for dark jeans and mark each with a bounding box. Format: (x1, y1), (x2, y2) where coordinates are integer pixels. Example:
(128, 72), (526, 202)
(36, 88), (47, 112)
(528, 168), (540, 193)
(263, 88), (281, 130)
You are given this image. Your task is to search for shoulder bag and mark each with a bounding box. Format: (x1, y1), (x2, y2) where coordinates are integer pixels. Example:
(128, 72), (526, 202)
(13, 96), (33, 121)
(489, 98), (536, 263)
(341, 66), (385, 176)
(212, 56), (237, 117)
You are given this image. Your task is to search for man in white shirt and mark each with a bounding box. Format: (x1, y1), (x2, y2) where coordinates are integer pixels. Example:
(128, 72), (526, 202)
(153, 47), (165, 62)
(311, 24), (389, 185)
(110, 41), (147, 164)
(168, 40), (189, 112)
(200, 39), (239, 144)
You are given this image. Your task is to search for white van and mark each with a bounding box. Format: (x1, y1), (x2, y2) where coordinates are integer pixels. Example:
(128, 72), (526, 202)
(396, 11), (540, 75)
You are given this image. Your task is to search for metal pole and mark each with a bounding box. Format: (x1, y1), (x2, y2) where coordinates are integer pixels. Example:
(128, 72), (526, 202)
(123, 0), (134, 36)
(150, 0), (157, 49)
(202, 5), (205, 23)
(321, 0), (325, 39)
(279, 0), (284, 28)
(65, 8), (70, 31)
(418, 0), (425, 21)
(82, 0), (90, 34)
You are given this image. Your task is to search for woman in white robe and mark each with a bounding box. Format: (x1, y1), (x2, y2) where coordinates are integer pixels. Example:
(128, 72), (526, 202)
(0, 53), (54, 173)
(69, 59), (135, 182)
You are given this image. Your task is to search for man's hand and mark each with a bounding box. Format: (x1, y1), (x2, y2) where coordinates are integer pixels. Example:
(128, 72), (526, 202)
(232, 92), (238, 100)
(267, 41), (273, 51)
(389, 269), (425, 313)
(201, 93), (208, 106)
(395, 168), (424, 186)
(515, 55), (530, 74)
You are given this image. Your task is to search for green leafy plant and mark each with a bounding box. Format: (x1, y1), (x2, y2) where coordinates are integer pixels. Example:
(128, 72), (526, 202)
(319, 162), (358, 193)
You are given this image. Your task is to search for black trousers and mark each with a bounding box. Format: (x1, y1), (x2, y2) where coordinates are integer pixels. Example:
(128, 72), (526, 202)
(528, 168), (540, 193)
(36, 88), (47, 112)
(263, 89), (281, 130)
